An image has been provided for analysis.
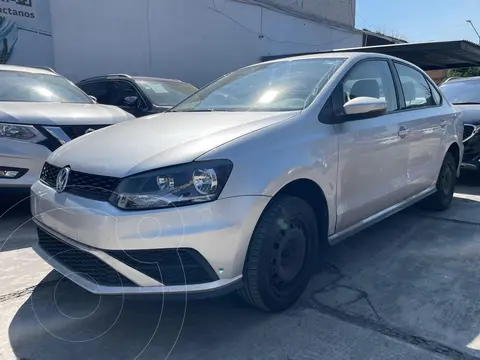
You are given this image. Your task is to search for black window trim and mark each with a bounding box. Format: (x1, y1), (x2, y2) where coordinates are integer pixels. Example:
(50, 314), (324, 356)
(391, 60), (443, 113)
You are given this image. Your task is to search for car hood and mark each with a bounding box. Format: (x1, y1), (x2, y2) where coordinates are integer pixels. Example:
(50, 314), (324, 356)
(48, 111), (300, 177)
(453, 104), (480, 125)
(0, 102), (133, 125)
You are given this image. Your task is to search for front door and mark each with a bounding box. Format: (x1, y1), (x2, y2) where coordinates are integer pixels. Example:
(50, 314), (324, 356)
(335, 59), (410, 232)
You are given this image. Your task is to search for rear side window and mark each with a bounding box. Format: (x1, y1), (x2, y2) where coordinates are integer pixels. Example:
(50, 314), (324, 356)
(395, 63), (437, 109)
(429, 82), (442, 105)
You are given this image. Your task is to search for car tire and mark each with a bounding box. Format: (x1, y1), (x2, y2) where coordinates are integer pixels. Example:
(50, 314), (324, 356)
(422, 152), (456, 211)
(238, 195), (318, 312)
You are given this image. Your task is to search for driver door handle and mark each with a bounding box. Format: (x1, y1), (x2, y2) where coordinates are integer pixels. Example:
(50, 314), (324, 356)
(398, 126), (410, 138)
(440, 120), (447, 129)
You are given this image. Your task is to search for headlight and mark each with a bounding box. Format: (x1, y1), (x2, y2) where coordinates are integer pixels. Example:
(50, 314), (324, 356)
(109, 160), (233, 210)
(0, 123), (46, 142)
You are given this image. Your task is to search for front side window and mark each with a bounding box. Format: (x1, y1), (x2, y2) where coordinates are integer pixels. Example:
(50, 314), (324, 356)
(395, 63), (436, 109)
(78, 81), (106, 99)
(171, 58), (346, 112)
(0, 71), (93, 103)
(342, 60), (398, 112)
(85, 80), (144, 108)
(136, 79), (197, 107)
(105, 81), (144, 107)
(439, 80), (480, 105)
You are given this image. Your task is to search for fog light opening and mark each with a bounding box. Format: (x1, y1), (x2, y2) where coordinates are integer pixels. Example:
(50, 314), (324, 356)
(0, 167), (27, 179)
(0, 170), (18, 178)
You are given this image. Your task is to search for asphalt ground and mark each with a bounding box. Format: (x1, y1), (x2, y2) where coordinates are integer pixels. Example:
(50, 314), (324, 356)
(1, 175), (480, 360)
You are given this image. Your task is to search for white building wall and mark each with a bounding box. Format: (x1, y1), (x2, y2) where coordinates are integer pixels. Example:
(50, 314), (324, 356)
(50, 0), (362, 86)
(0, 0), (53, 67)
(236, 0), (356, 27)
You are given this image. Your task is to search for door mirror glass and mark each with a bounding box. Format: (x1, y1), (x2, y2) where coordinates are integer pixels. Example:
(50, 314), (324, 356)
(124, 95), (139, 107)
(89, 95), (97, 103)
(343, 96), (387, 117)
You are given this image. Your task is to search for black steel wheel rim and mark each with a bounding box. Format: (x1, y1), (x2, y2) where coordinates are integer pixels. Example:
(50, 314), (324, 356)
(440, 162), (454, 196)
(269, 217), (309, 296)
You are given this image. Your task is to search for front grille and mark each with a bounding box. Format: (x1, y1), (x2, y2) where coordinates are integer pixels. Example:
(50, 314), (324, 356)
(37, 226), (218, 287)
(40, 163), (121, 201)
(464, 125), (475, 142)
(60, 125), (108, 140)
(39, 162), (60, 187)
(37, 227), (136, 287)
(105, 248), (219, 286)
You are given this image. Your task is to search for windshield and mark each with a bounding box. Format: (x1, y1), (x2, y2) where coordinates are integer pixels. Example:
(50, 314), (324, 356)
(440, 80), (480, 104)
(135, 79), (198, 106)
(0, 71), (93, 103)
(170, 58), (345, 112)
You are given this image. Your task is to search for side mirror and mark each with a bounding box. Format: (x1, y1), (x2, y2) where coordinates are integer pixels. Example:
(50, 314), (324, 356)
(124, 96), (139, 107)
(89, 95), (97, 103)
(343, 97), (387, 118)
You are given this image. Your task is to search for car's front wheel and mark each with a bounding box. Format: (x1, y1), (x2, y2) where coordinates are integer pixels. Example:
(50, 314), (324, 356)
(422, 152), (457, 211)
(238, 195), (318, 312)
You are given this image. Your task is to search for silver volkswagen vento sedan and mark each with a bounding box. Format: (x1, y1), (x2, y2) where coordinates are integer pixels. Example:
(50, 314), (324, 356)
(31, 52), (463, 311)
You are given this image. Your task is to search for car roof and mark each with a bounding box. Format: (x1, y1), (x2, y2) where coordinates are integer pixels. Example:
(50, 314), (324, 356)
(256, 51), (422, 69)
(441, 76), (480, 85)
(77, 74), (192, 85)
(132, 76), (189, 84)
(0, 64), (57, 75)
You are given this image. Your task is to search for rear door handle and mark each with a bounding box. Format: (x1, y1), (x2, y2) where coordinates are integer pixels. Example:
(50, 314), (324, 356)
(398, 126), (410, 138)
(440, 120), (447, 128)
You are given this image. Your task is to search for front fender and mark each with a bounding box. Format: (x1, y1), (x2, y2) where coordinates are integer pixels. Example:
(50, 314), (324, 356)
(200, 118), (339, 235)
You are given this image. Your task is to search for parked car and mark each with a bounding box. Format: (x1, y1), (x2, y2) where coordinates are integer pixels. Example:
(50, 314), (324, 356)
(439, 76), (480, 172)
(0, 65), (134, 190)
(77, 74), (198, 117)
(31, 53), (462, 312)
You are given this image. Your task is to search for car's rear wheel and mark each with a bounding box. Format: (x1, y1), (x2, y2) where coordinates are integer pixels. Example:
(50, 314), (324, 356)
(238, 195), (318, 312)
(422, 152), (456, 211)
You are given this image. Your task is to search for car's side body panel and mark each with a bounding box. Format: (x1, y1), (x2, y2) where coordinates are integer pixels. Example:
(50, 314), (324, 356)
(333, 112), (410, 232)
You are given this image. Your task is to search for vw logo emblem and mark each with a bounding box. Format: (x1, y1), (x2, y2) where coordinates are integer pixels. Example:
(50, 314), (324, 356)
(56, 166), (71, 193)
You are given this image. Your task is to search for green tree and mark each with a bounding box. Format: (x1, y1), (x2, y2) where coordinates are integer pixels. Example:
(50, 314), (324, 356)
(450, 67), (480, 77)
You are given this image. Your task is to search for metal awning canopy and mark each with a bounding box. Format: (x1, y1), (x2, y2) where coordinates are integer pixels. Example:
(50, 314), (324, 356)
(261, 40), (480, 70)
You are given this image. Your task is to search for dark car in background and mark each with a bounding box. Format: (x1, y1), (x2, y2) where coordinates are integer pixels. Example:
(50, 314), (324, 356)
(77, 74), (198, 117)
(440, 77), (480, 172)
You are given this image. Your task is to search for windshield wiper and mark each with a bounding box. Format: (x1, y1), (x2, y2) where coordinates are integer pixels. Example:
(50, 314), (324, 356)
(452, 102), (480, 105)
(171, 109), (217, 112)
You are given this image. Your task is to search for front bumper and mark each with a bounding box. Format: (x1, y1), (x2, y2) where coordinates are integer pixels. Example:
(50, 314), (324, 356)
(0, 138), (52, 188)
(31, 180), (270, 295)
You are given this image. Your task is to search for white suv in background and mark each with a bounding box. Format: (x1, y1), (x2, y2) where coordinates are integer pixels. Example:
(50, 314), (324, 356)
(31, 53), (462, 312)
(0, 65), (134, 190)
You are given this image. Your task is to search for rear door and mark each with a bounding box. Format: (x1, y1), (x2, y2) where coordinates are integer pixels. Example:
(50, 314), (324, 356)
(393, 62), (447, 195)
(335, 59), (410, 232)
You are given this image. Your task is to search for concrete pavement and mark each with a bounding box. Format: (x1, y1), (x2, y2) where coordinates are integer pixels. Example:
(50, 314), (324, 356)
(1, 181), (480, 359)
